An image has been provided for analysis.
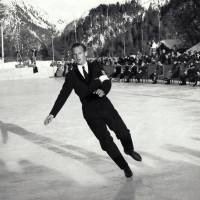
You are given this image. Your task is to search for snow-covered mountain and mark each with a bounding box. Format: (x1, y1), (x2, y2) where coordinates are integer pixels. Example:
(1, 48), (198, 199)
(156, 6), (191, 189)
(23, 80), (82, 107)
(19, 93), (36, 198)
(60, 1), (145, 56)
(59, 0), (168, 57)
(1, 0), (65, 58)
(0, 0), (167, 59)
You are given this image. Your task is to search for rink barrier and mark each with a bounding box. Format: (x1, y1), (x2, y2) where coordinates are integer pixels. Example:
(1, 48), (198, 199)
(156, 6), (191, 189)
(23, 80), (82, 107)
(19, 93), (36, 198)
(107, 64), (181, 83)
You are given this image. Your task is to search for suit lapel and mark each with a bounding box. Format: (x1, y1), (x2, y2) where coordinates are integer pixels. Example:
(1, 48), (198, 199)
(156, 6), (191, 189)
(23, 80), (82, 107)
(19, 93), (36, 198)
(74, 65), (85, 82)
(88, 62), (93, 82)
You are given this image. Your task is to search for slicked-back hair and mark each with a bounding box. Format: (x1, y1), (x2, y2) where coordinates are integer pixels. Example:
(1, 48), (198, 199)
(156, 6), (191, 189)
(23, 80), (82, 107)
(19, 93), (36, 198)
(71, 43), (87, 52)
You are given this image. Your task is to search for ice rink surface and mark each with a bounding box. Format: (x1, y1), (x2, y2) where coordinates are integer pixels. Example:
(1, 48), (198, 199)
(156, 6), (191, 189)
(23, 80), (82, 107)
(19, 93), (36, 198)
(0, 78), (200, 200)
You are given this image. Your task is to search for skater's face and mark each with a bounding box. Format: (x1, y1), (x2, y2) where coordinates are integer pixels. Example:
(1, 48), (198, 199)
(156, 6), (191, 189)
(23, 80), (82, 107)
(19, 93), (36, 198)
(72, 46), (87, 65)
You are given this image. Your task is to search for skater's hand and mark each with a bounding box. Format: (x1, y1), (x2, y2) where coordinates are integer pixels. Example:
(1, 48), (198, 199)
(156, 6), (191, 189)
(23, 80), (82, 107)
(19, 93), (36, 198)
(44, 114), (54, 126)
(93, 89), (105, 97)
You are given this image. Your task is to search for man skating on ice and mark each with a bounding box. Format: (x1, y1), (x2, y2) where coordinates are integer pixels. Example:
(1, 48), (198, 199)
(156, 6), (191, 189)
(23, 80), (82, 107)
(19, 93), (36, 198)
(44, 43), (142, 177)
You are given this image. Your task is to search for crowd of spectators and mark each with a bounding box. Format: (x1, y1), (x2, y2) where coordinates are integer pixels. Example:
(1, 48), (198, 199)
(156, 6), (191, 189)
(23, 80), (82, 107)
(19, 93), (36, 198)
(109, 49), (200, 87)
(53, 47), (200, 87)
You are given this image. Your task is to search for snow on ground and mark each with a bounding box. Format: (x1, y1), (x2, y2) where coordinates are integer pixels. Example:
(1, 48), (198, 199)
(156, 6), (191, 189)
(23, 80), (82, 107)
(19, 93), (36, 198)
(0, 61), (55, 80)
(0, 79), (200, 200)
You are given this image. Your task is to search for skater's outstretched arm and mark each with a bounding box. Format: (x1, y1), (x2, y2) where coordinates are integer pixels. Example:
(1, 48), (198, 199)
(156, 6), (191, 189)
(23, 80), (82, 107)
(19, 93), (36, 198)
(49, 72), (74, 118)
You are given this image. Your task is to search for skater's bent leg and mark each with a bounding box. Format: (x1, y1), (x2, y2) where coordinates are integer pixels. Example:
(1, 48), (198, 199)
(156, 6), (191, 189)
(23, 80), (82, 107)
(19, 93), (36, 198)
(86, 118), (129, 170)
(104, 109), (134, 154)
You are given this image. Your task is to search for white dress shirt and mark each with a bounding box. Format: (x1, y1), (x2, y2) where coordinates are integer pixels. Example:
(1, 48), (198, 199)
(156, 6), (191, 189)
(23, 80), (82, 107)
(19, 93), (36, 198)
(77, 62), (88, 78)
(78, 62), (109, 82)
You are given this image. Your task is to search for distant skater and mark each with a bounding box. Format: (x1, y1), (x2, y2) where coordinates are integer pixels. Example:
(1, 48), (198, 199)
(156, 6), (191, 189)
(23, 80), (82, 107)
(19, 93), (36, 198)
(44, 43), (142, 178)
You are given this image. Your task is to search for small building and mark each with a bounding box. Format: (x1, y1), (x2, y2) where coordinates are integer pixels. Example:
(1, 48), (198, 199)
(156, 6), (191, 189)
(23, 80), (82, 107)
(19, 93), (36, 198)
(186, 42), (200, 54)
(158, 39), (187, 53)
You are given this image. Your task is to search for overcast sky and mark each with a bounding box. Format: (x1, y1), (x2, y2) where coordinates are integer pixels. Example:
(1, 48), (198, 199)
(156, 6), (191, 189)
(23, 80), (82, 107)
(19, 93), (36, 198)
(15, 0), (153, 23)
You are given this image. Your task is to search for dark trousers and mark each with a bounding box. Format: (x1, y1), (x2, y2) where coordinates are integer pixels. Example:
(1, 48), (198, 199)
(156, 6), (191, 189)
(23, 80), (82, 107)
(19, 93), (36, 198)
(85, 108), (134, 169)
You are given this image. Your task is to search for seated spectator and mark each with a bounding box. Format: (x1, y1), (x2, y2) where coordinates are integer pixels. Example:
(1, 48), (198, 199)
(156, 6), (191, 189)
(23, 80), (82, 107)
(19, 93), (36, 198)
(119, 62), (131, 82)
(187, 63), (197, 83)
(164, 60), (179, 84)
(110, 63), (122, 79)
(126, 63), (137, 82)
(150, 61), (163, 84)
(136, 62), (148, 83)
(150, 69), (158, 84)
(164, 70), (172, 84)
(171, 60), (180, 79)
(179, 62), (188, 85)
(191, 61), (200, 86)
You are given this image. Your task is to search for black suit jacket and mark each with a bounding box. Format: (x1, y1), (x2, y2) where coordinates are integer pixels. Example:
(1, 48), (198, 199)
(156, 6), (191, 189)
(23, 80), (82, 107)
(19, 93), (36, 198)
(50, 62), (115, 119)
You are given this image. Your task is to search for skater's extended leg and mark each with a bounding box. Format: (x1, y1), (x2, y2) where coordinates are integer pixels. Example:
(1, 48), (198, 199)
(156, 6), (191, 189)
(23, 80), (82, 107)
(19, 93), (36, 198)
(104, 109), (142, 162)
(86, 118), (133, 177)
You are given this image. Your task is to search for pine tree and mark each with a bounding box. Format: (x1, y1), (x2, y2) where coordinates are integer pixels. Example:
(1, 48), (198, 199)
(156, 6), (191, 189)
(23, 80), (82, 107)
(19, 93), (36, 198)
(0, 0), (6, 20)
(161, 0), (200, 44)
